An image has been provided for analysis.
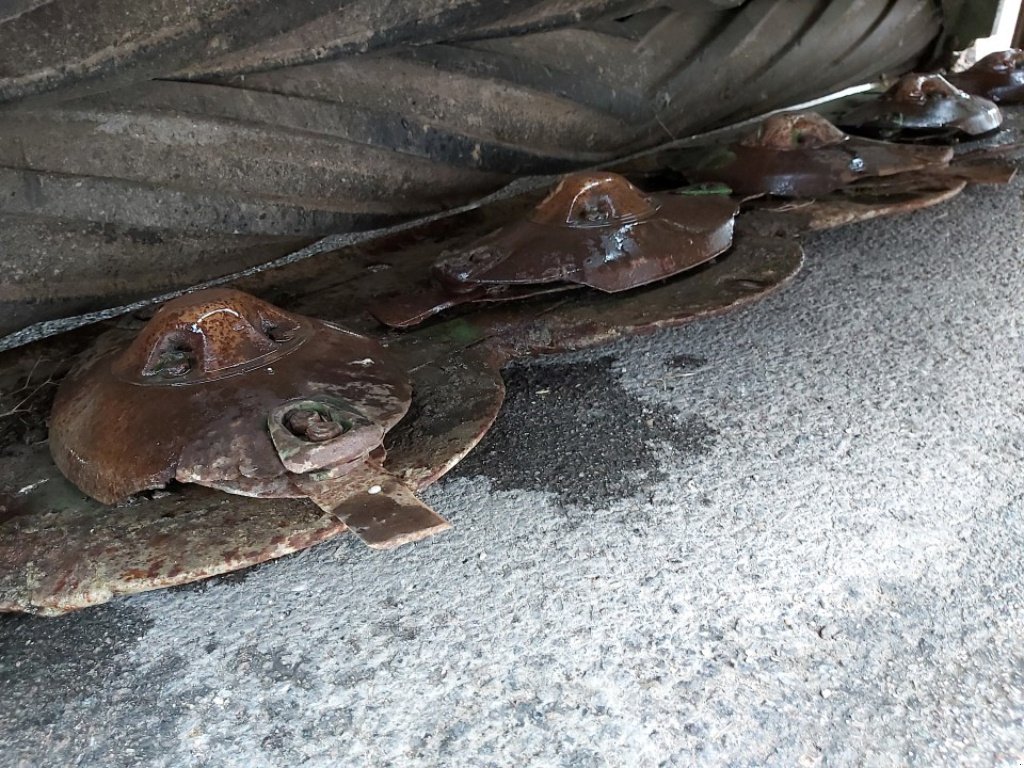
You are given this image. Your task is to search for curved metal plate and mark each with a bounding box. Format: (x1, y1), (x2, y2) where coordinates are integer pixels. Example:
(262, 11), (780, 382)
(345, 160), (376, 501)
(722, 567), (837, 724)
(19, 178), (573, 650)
(0, 339), (506, 614)
(470, 233), (805, 357)
(742, 178), (968, 233)
(0, 452), (344, 616)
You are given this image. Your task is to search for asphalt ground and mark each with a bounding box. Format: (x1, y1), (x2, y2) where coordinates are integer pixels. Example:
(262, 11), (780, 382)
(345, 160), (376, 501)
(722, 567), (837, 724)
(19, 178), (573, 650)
(2, 129), (1024, 767)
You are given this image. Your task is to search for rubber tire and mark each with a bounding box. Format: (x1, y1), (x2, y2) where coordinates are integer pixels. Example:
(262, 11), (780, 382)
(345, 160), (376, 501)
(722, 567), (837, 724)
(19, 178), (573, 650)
(0, 0), (942, 343)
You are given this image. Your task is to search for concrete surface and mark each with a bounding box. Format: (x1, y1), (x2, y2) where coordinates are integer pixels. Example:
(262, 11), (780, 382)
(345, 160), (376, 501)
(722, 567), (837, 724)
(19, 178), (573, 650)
(3, 162), (1024, 767)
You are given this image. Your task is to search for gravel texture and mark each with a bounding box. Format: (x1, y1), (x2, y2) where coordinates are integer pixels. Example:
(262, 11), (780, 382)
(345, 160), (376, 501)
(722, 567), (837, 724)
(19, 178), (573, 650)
(3, 152), (1024, 768)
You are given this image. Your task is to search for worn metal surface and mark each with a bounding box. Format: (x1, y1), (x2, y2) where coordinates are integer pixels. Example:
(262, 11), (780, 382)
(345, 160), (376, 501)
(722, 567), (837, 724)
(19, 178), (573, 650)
(384, 347), (508, 490)
(374, 172), (738, 328)
(297, 468), (452, 551)
(49, 289), (413, 505)
(950, 50), (1024, 104)
(435, 173), (738, 291)
(373, 283), (581, 330)
(0, 327), (348, 616)
(0, 217), (804, 613)
(743, 179), (968, 233)
(683, 112), (956, 197)
(839, 73), (1004, 141)
(14, 105), (1015, 612)
(479, 233), (804, 357)
(0, 461), (344, 616)
(0, 0), (942, 341)
(0, 325), (507, 613)
(739, 153), (1016, 233)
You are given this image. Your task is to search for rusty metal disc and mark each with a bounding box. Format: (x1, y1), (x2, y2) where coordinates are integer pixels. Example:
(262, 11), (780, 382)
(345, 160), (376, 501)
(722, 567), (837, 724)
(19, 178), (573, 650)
(374, 172), (738, 328)
(473, 232), (805, 357)
(948, 50), (1024, 104)
(0, 334), (506, 614)
(686, 111), (954, 197)
(736, 150), (1016, 235)
(0, 459), (346, 615)
(741, 178), (967, 234)
(838, 73), (1003, 141)
(435, 172), (738, 293)
(49, 288), (413, 504)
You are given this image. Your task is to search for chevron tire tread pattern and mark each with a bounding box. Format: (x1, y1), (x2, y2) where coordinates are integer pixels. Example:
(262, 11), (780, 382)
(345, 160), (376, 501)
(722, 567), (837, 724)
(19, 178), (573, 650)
(0, 0), (941, 341)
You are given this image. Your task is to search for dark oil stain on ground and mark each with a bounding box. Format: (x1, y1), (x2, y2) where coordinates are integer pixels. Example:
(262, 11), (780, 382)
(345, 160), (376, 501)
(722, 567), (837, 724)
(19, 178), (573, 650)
(667, 353), (708, 372)
(0, 604), (197, 767)
(0, 604), (152, 699)
(451, 356), (715, 506)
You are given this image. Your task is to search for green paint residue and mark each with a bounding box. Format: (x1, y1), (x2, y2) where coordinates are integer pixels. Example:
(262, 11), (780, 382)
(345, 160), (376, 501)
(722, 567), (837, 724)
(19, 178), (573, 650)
(671, 182), (733, 197)
(442, 319), (485, 345)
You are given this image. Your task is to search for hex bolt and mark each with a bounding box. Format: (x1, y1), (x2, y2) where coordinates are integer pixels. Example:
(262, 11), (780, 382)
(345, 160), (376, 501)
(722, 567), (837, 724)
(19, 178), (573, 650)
(284, 409), (345, 442)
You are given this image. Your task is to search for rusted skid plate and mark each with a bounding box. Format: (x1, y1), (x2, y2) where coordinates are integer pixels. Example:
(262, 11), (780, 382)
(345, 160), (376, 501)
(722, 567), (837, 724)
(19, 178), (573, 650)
(738, 158), (1015, 235)
(838, 74), (1003, 140)
(49, 289), (414, 505)
(433, 173), (737, 292)
(0, 338), (506, 613)
(44, 285), (465, 555)
(0, 454), (344, 616)
(740, 179), (968, 235)
(681, 112), (955, 198)
(466, 234), (804, 358)
(374, 172), (739, 329)
(949, 50), (1024, 105)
